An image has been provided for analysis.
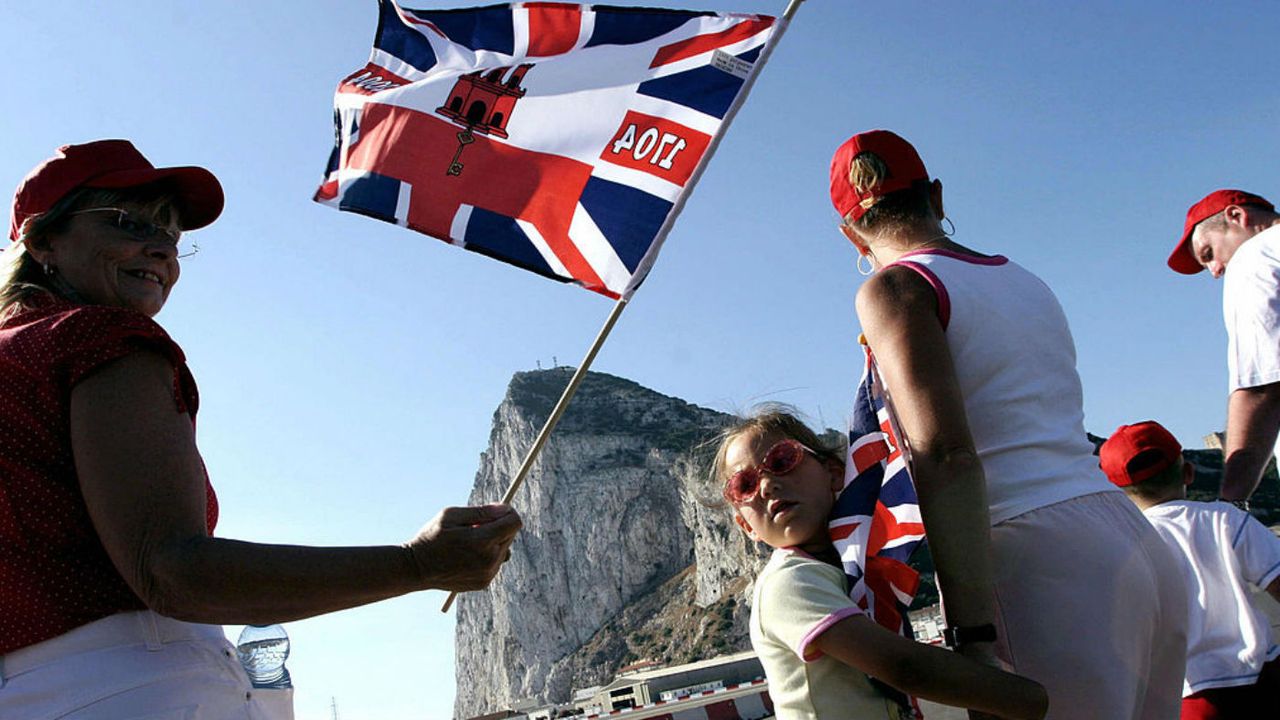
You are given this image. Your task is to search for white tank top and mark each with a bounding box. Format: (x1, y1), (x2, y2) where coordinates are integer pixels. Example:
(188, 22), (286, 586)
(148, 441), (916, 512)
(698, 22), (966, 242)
(887, 249), (1117, 524)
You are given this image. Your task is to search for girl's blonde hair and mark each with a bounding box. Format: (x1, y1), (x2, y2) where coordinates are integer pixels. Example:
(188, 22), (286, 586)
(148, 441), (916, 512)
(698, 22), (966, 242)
(708, 404), (844, 503)
(0, 188), (178, 319)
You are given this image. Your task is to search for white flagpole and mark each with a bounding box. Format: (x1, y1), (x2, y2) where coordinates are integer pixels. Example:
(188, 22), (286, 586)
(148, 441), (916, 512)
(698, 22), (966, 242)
(442, 0), (806, 613)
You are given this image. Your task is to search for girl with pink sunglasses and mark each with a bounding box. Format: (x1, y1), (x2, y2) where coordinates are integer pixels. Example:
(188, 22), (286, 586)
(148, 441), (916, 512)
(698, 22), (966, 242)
(712, 408), (1047, 720)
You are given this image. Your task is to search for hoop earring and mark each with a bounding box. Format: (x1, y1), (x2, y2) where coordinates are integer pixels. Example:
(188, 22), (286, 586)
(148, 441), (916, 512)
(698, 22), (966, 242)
(42, 262), (54, 277)
(857, 253), (874, 276)
(942, 217), (956, 236)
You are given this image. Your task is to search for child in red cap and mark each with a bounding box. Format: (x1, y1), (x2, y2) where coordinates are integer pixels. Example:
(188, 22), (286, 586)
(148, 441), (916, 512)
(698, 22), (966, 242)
(1100, 421), (1280, 719)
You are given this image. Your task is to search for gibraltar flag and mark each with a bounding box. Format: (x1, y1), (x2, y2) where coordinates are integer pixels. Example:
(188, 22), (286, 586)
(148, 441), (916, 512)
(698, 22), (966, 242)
(316, 0), (781, 298)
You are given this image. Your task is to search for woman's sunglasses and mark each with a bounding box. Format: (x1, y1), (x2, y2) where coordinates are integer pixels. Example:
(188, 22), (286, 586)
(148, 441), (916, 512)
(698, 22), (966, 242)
(723, 438), (816, 504)
(70, 207), (198, 258)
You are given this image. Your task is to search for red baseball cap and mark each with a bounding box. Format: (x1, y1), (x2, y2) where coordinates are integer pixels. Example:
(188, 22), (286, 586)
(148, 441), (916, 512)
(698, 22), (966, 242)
(829, 130), (929, 222)
(1099, 421), (1182, 487)
(9, 139), (224, 242)
(1168, 189), (1274, 275)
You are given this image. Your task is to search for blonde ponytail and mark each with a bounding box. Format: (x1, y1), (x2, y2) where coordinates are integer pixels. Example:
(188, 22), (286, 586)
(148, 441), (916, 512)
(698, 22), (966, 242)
(848, 151), (891, 196)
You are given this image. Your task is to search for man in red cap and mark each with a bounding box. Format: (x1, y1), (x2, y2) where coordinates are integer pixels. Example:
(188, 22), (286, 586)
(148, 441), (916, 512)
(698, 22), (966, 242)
(1169, 190), (1280, 506)
(1100, 421), (1280, 719)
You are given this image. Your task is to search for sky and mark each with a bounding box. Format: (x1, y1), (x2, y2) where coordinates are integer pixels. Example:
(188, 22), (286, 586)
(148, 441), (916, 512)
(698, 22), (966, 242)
(1, 1), (1277, 718)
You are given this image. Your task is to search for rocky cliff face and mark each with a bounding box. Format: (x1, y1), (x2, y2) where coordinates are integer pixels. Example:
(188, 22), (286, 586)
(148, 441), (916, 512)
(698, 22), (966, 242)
(453, 369), (768, 717)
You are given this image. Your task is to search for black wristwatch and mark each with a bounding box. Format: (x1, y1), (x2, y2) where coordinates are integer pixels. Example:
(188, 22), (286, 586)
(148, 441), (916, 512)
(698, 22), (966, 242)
(943, 623), (997, 649)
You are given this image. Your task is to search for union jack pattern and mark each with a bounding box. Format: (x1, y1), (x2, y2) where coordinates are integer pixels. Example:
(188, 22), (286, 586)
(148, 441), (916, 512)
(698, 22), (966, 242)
(831, 343), (926, 637)
(315, 0), (780, 299)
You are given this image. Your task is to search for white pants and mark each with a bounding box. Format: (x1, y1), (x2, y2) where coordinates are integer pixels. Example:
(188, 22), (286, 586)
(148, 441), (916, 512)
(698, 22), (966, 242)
(0, 611), (293, 720)
(988, 492), (1188, 720)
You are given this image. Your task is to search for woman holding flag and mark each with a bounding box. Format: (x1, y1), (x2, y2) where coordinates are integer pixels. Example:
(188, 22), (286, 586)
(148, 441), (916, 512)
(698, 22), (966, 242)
(0, 139), (521, 718)
(831, 129), (1186, 719)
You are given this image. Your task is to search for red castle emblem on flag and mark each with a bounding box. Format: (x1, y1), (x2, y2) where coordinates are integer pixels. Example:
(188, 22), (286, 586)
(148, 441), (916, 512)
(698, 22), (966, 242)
(436, 64), (535, 176)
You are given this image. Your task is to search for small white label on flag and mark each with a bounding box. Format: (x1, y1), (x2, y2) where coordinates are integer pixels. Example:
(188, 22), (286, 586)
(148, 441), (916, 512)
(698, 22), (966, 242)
(711, 50), (753, 80)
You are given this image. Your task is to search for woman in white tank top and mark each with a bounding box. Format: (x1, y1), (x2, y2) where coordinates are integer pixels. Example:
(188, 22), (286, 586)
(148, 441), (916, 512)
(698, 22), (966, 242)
(827, 129), (1188, 720)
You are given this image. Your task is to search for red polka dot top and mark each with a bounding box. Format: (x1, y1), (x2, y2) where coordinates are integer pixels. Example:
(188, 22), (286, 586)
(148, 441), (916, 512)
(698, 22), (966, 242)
(0, 294), (218, 653)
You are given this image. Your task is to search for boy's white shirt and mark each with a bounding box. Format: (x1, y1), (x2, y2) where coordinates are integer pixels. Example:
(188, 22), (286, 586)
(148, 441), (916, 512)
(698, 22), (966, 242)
(1141, 499), (1280, 695)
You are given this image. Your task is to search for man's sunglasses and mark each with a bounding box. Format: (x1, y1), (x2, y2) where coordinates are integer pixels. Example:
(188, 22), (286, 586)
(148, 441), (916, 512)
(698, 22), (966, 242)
(723, 438), (816, 504)
(70, 207), (198, 258)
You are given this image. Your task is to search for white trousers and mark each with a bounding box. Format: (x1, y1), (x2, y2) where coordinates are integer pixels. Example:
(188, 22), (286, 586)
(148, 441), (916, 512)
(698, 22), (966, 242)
(0, 611), (293, 720)
(988, 491), (1188, 720)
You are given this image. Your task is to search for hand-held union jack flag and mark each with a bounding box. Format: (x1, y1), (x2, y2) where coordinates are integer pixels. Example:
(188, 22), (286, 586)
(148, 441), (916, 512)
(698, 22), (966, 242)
(315, 0), (781, 299)
(830, 342), (926, 637)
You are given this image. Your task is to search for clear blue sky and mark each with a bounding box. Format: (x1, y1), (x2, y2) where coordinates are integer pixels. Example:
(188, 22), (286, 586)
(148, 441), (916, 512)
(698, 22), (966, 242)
(2, 2), (1276, 718)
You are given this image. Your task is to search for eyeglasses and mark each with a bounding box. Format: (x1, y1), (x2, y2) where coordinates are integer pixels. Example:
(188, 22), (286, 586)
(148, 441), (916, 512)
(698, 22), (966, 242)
(723, 439), (816, 504)
(69, 207), (199, 258)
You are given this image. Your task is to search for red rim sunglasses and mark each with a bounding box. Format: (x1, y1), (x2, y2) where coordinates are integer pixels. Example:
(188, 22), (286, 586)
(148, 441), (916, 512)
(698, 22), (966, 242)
(723, 438), (817, 504)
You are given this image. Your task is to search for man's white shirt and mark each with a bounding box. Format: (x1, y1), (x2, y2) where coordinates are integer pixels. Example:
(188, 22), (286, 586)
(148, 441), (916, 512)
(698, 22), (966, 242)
(1223, 224), (1280, 464)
